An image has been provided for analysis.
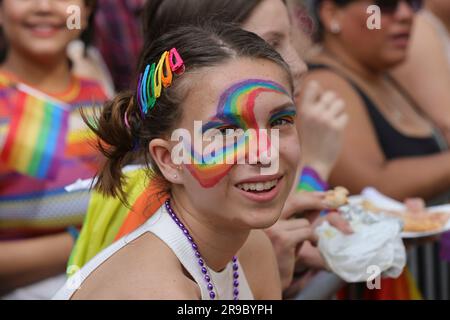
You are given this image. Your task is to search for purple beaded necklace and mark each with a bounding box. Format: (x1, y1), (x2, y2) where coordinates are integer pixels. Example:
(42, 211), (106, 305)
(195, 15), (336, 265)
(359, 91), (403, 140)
(164, 199), (239, 300)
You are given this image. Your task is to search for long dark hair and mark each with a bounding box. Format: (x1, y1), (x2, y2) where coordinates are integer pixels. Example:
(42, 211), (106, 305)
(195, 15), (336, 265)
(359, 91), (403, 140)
(88, 22), (292, 201)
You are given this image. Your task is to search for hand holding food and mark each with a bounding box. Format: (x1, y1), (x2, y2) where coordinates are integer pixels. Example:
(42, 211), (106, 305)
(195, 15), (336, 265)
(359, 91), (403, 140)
(323, 186), (349, 209)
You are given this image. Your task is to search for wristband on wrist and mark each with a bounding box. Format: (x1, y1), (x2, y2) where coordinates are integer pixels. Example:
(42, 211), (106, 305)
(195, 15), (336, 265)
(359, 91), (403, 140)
(297, 166), (329, 192)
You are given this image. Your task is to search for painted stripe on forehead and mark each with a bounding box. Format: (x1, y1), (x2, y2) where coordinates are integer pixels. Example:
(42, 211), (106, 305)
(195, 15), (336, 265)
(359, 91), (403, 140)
(216, 79), (290, 128)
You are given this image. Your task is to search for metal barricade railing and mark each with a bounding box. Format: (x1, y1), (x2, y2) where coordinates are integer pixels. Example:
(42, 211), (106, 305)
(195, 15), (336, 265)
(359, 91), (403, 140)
(408, 243), (450, 300)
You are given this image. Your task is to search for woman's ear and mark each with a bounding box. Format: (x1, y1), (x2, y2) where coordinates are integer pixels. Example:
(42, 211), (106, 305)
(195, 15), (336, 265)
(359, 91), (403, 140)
(320, 0), (342, 34)
(149, 138), (182, 184)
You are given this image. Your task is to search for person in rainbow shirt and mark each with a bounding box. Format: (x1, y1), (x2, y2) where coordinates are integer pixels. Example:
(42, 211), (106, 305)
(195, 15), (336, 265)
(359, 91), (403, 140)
(0, 0), (107, 299)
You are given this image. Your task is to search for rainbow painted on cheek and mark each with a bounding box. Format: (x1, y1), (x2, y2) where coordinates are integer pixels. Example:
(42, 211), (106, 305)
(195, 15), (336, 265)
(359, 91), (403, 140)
(185, 79), (291, 188)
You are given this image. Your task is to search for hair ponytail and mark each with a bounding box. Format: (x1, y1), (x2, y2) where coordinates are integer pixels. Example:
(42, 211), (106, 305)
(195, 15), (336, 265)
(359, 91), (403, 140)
(83, 91), (139, 201)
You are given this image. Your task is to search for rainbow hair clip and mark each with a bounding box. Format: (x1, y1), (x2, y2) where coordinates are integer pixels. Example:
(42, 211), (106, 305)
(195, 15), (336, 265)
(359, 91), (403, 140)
(137, 48), (185, 117)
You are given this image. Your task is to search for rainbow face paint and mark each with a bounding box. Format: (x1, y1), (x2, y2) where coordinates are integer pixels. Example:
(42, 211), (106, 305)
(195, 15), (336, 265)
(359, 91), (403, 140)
(182, 79), (294, 188)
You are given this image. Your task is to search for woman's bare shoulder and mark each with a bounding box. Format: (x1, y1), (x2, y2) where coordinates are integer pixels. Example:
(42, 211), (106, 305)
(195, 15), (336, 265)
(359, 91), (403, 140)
(301, 63), (373, 130)
(302, 61), (365, 103)
(71, 232), (200, 300)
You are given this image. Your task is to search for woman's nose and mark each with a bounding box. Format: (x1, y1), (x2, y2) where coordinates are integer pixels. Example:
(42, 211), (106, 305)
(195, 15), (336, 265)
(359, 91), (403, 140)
(34, 0), (53, 13)
(395, 0), (416, 21)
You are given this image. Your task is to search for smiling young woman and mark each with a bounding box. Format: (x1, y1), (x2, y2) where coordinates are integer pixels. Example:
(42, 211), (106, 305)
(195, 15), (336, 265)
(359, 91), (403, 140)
(54, 22), (301, 300)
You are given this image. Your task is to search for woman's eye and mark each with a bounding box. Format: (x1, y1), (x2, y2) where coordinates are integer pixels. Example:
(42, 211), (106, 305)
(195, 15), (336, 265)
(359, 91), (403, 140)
(271, 117), (294, 127)
(217, 125), (238, 135)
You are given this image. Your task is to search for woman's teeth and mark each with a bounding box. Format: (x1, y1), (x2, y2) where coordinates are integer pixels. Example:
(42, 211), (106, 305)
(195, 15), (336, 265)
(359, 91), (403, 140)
(236, 179), (278, 192)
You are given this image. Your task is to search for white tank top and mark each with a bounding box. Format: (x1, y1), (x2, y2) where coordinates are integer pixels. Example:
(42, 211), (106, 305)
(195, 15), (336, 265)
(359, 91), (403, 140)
(53, 205), (254, 300)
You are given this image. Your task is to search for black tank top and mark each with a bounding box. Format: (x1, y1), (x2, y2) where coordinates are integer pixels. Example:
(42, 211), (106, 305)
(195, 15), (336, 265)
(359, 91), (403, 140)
(307, 63), (445, 160)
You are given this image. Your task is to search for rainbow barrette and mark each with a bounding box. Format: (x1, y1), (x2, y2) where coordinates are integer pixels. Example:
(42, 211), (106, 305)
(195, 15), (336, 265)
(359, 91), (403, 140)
(137, 48), (185, 117)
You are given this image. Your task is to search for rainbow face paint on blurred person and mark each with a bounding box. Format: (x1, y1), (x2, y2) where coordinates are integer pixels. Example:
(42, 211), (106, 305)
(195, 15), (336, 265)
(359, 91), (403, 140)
(185, 79), (293, 188)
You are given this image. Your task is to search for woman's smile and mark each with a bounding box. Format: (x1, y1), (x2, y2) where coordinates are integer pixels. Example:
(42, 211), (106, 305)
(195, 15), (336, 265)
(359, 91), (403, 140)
(234, 174), (284, 203)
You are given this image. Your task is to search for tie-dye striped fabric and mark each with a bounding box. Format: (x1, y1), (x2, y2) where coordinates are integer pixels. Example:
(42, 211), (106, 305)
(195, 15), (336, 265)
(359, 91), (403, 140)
(0, 71), (107, 240)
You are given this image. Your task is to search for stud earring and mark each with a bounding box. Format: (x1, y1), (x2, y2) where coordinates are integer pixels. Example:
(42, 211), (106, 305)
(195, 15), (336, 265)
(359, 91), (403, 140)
(330, 20), (341, 34)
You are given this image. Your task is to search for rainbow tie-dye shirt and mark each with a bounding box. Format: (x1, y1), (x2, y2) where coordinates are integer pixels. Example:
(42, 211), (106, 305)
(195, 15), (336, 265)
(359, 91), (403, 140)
(0, 71), (107, 240)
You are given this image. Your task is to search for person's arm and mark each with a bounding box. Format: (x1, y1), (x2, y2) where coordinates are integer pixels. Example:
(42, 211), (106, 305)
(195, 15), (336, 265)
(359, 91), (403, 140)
(0, 232), (74, 296)
(303, 71), (450, 201)
(392, 12), (450, 145)
(298, 81), (348, 181)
